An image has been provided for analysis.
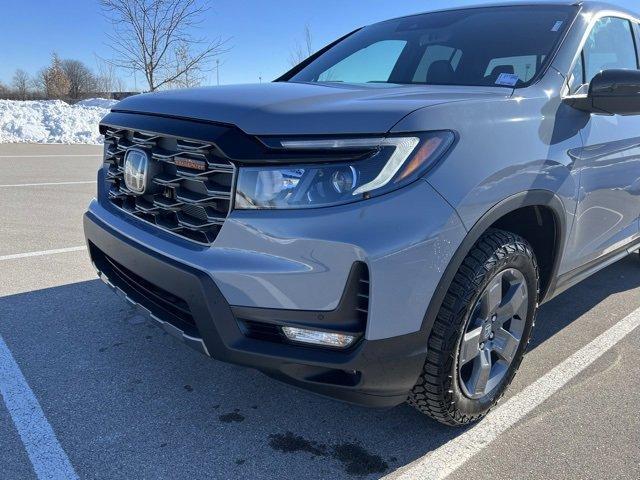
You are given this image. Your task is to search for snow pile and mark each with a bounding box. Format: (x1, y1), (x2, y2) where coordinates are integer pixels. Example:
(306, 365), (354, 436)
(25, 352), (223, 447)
(0, 99), (118, 144)
(76, 98), (120, 109)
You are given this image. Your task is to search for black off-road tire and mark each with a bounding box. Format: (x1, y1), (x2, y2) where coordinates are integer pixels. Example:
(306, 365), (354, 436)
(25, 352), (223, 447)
(408, 228), (539, 426)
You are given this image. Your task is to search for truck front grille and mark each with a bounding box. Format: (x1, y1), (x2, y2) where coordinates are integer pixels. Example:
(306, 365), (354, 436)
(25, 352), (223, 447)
(103, 128), (235, 244)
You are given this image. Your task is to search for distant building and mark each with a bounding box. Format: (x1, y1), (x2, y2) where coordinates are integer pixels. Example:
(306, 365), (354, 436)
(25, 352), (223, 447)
(106, 92), (139, 101)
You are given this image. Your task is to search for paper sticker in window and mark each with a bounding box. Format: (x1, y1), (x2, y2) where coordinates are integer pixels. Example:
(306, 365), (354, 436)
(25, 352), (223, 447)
(495, 72), (520, 87)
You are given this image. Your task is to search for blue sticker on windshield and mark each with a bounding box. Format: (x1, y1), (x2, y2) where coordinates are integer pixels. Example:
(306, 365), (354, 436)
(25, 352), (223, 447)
(496, 73), (520, 87)
(552, 21), (564, 32)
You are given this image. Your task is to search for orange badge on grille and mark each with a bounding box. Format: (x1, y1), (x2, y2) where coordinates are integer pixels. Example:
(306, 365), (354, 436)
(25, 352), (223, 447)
(175, 157), (206, 171)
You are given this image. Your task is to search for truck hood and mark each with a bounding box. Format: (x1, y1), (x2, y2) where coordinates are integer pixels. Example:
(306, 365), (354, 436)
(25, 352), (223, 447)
(113, 82), (511, 135)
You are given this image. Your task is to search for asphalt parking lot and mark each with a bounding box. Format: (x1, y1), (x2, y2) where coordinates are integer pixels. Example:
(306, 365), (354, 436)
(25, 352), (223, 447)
(1, 143), (640, 480)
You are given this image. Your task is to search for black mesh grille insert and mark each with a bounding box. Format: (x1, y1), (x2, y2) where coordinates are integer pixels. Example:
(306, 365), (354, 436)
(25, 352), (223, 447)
(238, 320), (285, 343)
(89, 243), (199, 337)
(103, 128), (235, 245)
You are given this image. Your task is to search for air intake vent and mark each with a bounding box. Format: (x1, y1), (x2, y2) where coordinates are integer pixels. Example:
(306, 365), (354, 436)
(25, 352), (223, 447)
(356, 265), (370, 321)
(239, 320), (285, 343)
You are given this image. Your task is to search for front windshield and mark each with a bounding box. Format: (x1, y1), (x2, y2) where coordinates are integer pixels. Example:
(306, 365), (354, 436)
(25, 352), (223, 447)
(289, 5), (576, 88)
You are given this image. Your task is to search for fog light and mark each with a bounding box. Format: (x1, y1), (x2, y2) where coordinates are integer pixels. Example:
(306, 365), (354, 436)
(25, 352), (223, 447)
(281, 326), (356, 348)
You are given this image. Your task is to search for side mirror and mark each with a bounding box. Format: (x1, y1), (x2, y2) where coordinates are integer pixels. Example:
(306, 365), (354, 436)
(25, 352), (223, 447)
(563, 69), (640, 115)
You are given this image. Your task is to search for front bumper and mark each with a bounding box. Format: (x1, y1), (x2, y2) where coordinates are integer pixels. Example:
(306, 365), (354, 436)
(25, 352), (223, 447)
(85, 212), (432, 407)
(86, 160), (467, 406)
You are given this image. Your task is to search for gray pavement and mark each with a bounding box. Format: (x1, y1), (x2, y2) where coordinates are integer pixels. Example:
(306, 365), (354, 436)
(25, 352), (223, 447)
(0, 185), (97, 255)
(0, 156), (101, 185)
(0, 144), (639, 479)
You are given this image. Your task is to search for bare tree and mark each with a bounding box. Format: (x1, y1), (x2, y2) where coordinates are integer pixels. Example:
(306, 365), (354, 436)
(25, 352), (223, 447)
(289, 24), (313, 67)
(38, 54), (71, 99)
(32, 69), (46, 97)
(61, 60), (97, 99)
(95, 58), (120, 93)
(100, 0), (229, 91)
(114, 76), (126, 93)
(168, 42), (206, 88)
(12, 69), (30, 100)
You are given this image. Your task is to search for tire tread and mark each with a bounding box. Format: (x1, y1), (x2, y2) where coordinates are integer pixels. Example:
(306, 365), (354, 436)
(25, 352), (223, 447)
(407, 228), (539, 426)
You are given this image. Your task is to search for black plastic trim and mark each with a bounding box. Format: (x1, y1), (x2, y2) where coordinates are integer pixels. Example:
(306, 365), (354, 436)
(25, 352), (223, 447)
(564, 69), (640, 116)
(90, 242), (199, 337)
(552, 238), (640, 297)
(101, 111), (267, 161)
(101, 111), (379, 165)
(419, 190), (567, 338)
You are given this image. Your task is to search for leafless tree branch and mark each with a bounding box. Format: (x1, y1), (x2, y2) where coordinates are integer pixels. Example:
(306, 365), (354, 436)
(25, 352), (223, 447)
(12, 69), (31, 100)
(100, 0), (230, 91)
(289, 24), (313, 67)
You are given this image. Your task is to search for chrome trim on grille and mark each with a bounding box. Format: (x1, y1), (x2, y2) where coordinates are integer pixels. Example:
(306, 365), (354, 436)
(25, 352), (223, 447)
(103, 127), (236, 245)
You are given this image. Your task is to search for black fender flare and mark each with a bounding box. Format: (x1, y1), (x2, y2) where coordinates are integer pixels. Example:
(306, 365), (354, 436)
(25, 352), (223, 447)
(420, 189), (567, 337)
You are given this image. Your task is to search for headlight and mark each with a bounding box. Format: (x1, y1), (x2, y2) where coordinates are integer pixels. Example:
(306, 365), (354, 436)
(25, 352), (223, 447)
(234, 131), (455, 209)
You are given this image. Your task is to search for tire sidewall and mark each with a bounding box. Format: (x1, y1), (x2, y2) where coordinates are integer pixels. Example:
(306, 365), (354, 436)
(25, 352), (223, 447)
(447, 248), (538, 418)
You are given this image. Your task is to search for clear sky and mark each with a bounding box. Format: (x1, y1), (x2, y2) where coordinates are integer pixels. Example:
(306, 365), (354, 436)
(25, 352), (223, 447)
(1, 0), (639, 90)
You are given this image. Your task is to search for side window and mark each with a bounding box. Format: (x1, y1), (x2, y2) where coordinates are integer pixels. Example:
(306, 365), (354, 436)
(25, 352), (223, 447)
(583, 17), (638, 83)
(317, 40), (407, 83)
(412, 45), (462, 83)
(568, 52), (585, 94)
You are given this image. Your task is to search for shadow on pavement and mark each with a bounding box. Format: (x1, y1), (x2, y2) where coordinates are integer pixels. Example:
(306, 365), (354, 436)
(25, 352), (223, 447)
(532, 254), (639, 349)
(0, 256), (637, 479)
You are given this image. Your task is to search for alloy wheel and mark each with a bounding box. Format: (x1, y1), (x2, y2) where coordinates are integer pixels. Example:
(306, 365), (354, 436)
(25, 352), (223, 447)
(458, 268), (529, 399)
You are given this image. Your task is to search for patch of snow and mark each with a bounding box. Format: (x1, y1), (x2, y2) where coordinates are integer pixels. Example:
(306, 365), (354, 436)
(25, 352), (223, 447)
(0, 99), (116, 144)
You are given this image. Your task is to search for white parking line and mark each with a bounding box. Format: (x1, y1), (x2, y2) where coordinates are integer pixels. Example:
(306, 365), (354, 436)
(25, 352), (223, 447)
(386, 306), (640, 480)
(0, 154), (101, 158)
(0, 181), (96, 188)
(0, 335), (79, 480)
(0, 246), (87, 262)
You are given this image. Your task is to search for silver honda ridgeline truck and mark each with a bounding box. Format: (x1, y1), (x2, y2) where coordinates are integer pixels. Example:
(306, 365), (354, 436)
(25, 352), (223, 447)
(84, 1), (640, 425)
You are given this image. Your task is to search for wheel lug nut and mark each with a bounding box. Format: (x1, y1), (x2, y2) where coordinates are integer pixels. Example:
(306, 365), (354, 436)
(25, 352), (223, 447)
(491, 315), (497, 323)
(479, 342), (485, 350)
(489, 332), (495, 340)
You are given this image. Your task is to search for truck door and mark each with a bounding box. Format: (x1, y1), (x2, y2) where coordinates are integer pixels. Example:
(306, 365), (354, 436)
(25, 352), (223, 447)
(564, 16), (640, 272)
